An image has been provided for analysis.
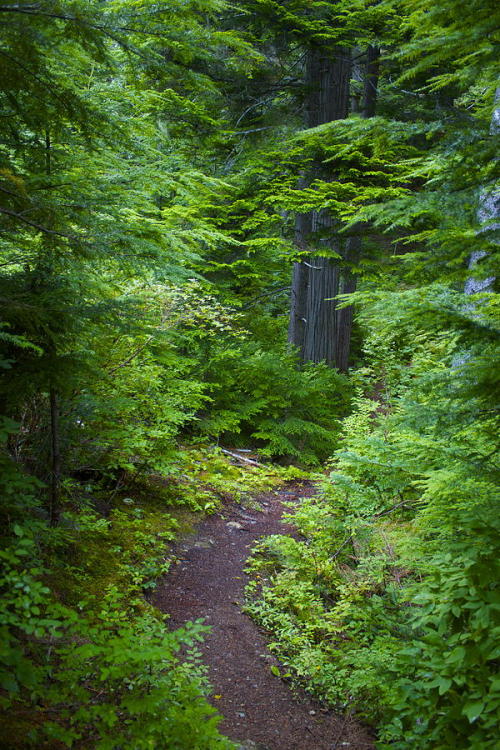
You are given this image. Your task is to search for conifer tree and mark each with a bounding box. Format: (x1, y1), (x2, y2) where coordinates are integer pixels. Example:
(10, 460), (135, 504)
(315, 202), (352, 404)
(219, 0), (385, 370)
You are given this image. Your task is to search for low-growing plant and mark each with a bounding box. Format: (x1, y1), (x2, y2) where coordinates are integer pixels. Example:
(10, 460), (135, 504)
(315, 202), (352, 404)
(0, 443), (235, 748)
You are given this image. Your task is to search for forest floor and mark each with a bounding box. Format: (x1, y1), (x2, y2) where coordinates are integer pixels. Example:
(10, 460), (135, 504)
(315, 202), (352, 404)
(152, 481), (375, 750)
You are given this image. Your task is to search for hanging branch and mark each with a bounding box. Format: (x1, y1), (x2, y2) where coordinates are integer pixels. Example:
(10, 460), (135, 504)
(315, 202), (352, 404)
(241, 286), (289, 309)
(331, 498), (415, 561)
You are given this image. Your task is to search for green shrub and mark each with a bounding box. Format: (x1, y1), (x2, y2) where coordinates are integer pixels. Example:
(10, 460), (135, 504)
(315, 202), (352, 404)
(245, 291), (500, 746)
(196, 344), (352, 464)
(0, 445), (234, 749)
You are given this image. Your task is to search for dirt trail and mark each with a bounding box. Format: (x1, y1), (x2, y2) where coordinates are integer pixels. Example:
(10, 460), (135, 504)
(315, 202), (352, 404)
(153, 483), (375, 750)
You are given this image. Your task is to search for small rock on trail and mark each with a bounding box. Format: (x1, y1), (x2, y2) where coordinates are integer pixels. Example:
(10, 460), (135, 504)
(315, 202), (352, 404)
(152, 483), (375, 750)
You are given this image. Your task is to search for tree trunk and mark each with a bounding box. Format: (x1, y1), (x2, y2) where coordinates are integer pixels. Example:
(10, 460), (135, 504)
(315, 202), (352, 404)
(288, 190), (312, 356)
(363, 45), (380, 119)
(334, 236), (360, 372)
(288, 45), (379, 371)
(288, 46), (351, 367)
(335, 47), (380, 370)
(49, 386), (61, 526)
(45, 128), (61, 525)
(464, 87), (498, 297)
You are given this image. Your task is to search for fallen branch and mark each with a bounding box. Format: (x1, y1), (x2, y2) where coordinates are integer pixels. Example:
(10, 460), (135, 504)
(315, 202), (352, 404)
(220, 448), (264, 467)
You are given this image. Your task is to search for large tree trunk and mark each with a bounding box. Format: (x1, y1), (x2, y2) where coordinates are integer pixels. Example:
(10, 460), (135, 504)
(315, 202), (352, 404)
(331, 45), (379, 371)
(464, 86), (498, 297)
(45, 128), (61, 526)
(334, 235), (360, 372)
(288, 191), (312, 354)
(288, 46), (351, 366)
(289, 45), (379, 371)
(363, 45), (380, 119)
(49, 386), (61, 526)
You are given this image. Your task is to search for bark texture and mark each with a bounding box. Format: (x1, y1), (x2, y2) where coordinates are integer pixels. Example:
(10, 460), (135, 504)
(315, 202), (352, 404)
(288, 46), (351, 368)
(49, 386), (61, 526)
(289, 46), (378, 371)
(464, 87), (499, 297)
(363, 45), (380, 119)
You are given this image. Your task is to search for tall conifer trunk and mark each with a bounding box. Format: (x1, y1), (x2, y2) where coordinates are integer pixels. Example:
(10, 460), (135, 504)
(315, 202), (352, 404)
(288, 205), (311, 355)
(288, 46), (351, 366)
(49, 387), (61, 526)
(288, 45), (379, 371)
(464, 87), (498, 297)
(332, 45), (379, 372)
(45, 128), (61, 525)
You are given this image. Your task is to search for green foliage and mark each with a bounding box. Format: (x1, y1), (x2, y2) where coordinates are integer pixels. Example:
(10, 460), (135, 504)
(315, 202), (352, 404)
(381, 544), (500, 749)
(1, 0), (499, 746)
(245, 290), (499, 745)
(195, 342), (352, 464)
(0, 3), (253, 744)
(395, 0), (499, 99)
(240, 1), (499, 743)
(140, 445), (307, 512)
(0, 444), (239, 747)
(0, 532), (233, 748)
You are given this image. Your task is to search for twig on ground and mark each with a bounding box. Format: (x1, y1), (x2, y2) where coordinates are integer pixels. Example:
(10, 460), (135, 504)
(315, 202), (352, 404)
(220, 448), (264, 467)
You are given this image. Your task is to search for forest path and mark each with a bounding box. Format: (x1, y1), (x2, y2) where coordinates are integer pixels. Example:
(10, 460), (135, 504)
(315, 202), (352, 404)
(152, 482), (375, 750)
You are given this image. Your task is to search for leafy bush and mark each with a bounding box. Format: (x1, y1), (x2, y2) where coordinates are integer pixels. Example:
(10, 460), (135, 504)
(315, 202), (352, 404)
(381, 543), (500, 749)
(0, 536), (232, 749)
(0, 443), (234, 748)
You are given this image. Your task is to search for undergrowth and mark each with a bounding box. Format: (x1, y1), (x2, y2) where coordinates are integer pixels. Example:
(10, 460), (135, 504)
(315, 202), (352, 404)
(244, 305), (500, 749)
(1, 443), (296, 748)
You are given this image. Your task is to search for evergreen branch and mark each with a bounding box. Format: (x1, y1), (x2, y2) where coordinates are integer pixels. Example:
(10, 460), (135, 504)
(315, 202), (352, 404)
(0, 184), (28, 202)
(0, 206), (76, 240)
(241, 286), (289, 309)
(0, 256), (31, 267)
(0, 5), (208, 41)
(234, 126), (276, 136)
(106, 336), (155, 375)
(0, 49), (70, 110)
